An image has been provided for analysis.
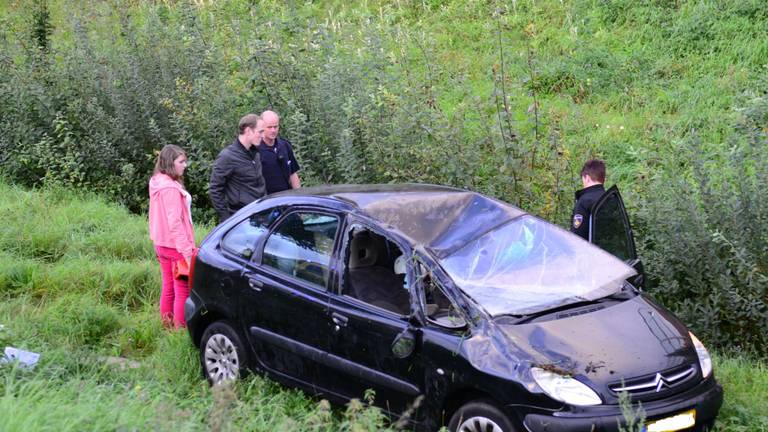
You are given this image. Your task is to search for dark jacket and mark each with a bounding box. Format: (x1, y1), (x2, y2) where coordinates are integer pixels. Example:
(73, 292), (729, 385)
(209, 138), (266, 222)
(570, 184), (605, 240)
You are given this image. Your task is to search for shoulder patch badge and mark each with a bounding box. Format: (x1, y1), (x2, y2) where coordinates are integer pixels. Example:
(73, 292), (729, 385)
(573, 214), (583, 229)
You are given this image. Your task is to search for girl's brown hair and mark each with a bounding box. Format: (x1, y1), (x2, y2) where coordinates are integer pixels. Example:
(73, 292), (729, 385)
(153, 145), (187, 182)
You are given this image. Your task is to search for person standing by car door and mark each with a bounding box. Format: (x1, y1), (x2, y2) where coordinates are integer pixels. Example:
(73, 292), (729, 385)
(209, 114), (267, 222)
(257, 110), (301, 194)
(571, 159), (606, 240)
(149, 145), (196, 328)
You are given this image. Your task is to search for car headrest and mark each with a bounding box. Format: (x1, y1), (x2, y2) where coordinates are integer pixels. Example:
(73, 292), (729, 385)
(349, 233), (378, 269)
(394, 254), (407, 275)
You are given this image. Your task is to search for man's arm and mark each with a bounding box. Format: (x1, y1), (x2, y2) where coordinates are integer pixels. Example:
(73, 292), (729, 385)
(570, 201), (590, 240)
(209, 153), (232, 221)
(289, 172), (301, 189)
(284, 140), (301, 189)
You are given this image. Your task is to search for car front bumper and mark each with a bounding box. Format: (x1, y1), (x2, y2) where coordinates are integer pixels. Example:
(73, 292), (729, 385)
(522, 379), (723, 432)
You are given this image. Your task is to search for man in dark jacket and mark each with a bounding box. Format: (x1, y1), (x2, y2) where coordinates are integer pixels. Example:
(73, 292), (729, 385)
(258, 110), (301, 194)
(571, 159), (606, 240)
(209, 114), (266, 222)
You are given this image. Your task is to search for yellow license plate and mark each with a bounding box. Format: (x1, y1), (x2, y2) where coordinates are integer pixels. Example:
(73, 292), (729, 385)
(645, 409), (696, 432)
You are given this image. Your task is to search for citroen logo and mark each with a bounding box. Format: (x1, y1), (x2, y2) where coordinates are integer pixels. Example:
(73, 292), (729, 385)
(653, 373), (670, 392)
(609, 366), (694, 395)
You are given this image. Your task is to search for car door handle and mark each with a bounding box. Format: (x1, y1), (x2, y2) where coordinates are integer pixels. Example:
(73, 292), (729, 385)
(248, 277), (264, 292)
(332, 313), (348, 331)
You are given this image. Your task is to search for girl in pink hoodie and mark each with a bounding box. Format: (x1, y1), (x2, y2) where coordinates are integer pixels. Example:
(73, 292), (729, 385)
(148, 145), (195, 328)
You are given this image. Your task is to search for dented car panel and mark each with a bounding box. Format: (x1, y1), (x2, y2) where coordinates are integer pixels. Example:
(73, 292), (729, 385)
(186, 184), (722, 432)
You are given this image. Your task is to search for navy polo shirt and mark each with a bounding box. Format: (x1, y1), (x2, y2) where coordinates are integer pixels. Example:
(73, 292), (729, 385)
(258, 137), (300, 195)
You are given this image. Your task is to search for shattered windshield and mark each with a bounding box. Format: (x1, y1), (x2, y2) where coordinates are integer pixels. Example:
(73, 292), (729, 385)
(439, 215), (636, 316)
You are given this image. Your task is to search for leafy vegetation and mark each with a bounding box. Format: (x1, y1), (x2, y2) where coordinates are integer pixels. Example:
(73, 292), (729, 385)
(0, 181), (396, 431)
(0, 181), (766, 430)
(0, 0), (766, 353)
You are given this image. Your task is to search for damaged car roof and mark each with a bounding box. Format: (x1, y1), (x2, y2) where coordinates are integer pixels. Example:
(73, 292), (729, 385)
(272, 184), (526, 257)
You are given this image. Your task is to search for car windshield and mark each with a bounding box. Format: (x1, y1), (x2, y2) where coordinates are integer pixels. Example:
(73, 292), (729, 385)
(439, 215), (637, 316)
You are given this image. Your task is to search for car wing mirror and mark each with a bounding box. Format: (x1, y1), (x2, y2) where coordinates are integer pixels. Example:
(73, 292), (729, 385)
(391, 327), (416, 359)
(436, 314), (468, 330)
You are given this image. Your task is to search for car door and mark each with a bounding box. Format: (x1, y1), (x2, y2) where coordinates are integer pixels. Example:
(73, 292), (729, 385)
(323, 221), (424, 416)
(590, 185), (645, 288)
(237, 208), (342, 388)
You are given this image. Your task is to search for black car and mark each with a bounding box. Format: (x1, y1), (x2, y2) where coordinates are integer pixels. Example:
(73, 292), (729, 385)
(185, 184), (722, 432)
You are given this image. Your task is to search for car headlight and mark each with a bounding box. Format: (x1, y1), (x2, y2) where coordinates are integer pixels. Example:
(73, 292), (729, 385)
(689, 332), (712, 378)
(531, 367), (602, 406)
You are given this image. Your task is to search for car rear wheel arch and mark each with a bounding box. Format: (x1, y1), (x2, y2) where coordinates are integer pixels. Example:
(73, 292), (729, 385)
(189, 310), (228, 347)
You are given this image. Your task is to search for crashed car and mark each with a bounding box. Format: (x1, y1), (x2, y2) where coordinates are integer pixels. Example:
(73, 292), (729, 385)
(185, 184), (722, 432)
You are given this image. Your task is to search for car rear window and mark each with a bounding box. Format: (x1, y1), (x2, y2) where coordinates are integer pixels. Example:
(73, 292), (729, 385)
(221, 208), (283, 259)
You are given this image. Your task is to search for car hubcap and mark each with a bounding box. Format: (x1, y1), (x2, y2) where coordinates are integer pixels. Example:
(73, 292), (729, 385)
(457, 416), (504, 432)
(204, 333), (239, 384)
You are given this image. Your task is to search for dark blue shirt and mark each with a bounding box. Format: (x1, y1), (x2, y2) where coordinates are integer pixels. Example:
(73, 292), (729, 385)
(257, 137), (300, 195)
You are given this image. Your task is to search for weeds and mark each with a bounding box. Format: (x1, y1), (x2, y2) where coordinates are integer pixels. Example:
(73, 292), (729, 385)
(0, 179), (396, 431)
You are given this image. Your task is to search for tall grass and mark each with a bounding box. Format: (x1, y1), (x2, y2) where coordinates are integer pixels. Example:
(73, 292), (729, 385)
(1, 178), (767, 430)
(2, 2), (766, 351)
(713, 354), (768, 431)
(0, 181), (395, 430)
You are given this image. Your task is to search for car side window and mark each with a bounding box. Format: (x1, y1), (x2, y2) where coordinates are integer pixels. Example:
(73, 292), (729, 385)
(221, 208), (283, 259)
(262, 212), (339, 288)
(342, 228), (410, 316)
(592, 194), (633, 261)
(418, 263), (467, 329)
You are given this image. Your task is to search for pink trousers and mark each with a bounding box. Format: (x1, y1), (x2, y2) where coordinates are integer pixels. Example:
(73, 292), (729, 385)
(154, 245), (190, 328)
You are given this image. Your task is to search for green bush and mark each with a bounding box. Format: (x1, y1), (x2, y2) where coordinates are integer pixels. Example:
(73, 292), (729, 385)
(0, 0), (567, 223)
(0, 0), (767, 356)
(636, 77), (768, 355)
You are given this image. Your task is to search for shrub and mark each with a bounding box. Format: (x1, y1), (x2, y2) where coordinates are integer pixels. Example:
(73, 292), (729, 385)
(1, 0), (767, 355)
(635, 77), (768, 355)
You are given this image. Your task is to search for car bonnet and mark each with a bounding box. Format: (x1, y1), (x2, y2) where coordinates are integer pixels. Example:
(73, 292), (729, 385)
(464, 295), (698, 400)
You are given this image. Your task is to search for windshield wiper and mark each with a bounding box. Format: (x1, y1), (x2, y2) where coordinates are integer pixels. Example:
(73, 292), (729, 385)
(500, 293), (634, 325)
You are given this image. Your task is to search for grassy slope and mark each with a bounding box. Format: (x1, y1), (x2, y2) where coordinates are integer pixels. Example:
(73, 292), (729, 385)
(1, 0), (765, 215)
(0, 184), (766, 431)
(0, 0), (767, 429)
(248, 0), (768, 187)
(0, 181), (391, 431)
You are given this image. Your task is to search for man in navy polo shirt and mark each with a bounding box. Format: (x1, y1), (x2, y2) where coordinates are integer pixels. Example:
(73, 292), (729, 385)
(257, 110), (301, 194)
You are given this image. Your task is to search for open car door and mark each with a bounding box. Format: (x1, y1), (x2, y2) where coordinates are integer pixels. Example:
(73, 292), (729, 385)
(589, 185), (645, 289)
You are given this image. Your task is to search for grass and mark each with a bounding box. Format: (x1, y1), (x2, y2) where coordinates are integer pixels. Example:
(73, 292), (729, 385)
(0, 0), (765, 427)
(714, 355), (768, 431)
(0, 181), (394, 431)
(0, 181), (766, 431)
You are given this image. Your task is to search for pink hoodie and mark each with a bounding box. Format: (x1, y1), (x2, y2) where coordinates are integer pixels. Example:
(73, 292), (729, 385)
(148, 173), (195, 258)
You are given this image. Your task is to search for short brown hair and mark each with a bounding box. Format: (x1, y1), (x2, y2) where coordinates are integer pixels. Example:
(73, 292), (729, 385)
(580, 159), (606, 183)
(238, 113), (261, 134)
(153, 144), (186, 181)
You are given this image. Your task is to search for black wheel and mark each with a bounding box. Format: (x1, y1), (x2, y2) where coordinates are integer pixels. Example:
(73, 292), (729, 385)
(200, 321), (249, 385)
(448, 400), (517, 432)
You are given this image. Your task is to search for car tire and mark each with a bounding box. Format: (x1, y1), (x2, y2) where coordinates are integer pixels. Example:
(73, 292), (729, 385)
(448, 399), (517, 432)
(200, 321), (249, 385)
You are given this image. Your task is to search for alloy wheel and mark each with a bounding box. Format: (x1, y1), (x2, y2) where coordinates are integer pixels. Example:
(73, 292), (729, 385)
(457, 416), (505, 432)
(203, 333), (240, 384)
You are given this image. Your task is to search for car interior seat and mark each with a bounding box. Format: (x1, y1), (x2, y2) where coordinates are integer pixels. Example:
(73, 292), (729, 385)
(346, 231), (410, 315)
